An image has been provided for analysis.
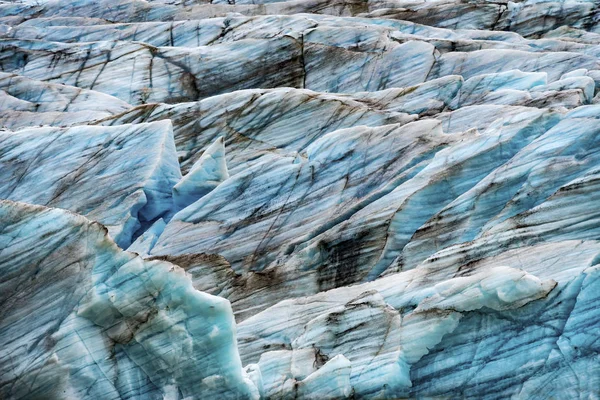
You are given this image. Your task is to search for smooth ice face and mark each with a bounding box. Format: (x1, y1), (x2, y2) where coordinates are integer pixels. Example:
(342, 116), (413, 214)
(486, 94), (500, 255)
(2, 0), (600, 399)
(172, 136), (230, 211)
(0, 121), (181, 248)
(0, 200), (259, 400)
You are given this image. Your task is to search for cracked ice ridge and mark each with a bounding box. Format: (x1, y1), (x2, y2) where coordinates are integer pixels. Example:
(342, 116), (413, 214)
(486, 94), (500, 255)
(1, 0), (600, 399)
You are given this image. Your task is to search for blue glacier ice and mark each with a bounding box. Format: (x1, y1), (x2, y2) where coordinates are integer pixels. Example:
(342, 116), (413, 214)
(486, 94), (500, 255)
(1, 0), (600, 399)
(172, 136), (229, 211)
(0, 200), (260, 399)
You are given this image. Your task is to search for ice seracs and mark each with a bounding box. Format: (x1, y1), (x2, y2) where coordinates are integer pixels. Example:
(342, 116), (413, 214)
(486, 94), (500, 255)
(1, 0), (600, 398)
(237, 265), (557, 398)
(0, 121), (181, 248)
(0, 200), (259, 400)
(172, 136), (230, 211)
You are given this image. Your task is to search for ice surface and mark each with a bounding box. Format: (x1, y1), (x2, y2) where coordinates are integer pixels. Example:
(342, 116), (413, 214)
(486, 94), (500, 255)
(172, 136), (229, 211)
(0, 121), (181, 248)
(2, 0), (600, 398)
(0, 200), (258, 399)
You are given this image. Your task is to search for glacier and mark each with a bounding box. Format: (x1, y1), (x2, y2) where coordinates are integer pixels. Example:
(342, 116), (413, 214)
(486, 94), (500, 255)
(1, 0), (600, 399)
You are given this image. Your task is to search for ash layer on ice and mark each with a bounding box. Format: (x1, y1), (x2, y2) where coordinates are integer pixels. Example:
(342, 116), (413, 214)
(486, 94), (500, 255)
(1, 0), (600, 398)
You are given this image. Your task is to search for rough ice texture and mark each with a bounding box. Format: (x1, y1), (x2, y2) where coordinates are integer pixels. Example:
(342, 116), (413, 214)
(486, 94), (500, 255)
(0, 200), (259, 399)
(0, 121), (181, 248)
(1, 0), (600, 399)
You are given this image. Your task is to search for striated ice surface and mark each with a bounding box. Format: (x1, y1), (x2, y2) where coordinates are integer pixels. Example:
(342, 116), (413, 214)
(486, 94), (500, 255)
(0, 121), (181, 248)
(1, 0), (600, 399)
(0, 200), (259, 399)
(172, 136), (229, 211)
